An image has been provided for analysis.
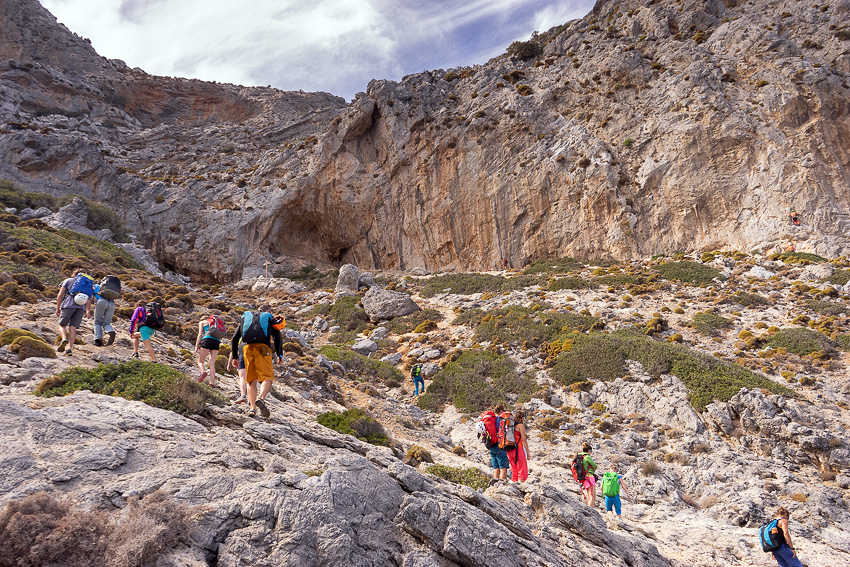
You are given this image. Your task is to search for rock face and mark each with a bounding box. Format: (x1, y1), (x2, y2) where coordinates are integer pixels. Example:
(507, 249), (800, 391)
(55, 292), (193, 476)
(361, 287), (420, 322)
(1, 0), (849, 280)
(0, 391), (673, 567)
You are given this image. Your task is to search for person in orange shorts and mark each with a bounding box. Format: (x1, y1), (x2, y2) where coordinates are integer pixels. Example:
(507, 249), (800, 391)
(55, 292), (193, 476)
(228, 311), (284, 418)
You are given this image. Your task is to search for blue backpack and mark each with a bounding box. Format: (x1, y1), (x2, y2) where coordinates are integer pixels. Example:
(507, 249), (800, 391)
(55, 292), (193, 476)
(68, 273), (94, 297)
(758, 519), (783, 552)
(242, 311), (273, 344)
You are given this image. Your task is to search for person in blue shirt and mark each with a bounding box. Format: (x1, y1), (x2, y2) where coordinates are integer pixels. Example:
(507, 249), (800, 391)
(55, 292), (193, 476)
(602, 464), (633, 516)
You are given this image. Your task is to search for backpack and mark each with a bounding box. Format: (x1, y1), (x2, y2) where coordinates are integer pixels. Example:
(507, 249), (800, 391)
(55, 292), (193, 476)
(68, 273), (94, 297)
(99, 275), (121, 300)
(206, 315), (227, 339)
(411, 364), (422, 378)
(602, 472), (621, 497)
(571, 454), (587, 483)
(477, 410), (498, 448)
(145, 302), (165, 329)
(242, 311), (273, 344)
(497, 411), (517, 449)
(758, 519), (783, 552)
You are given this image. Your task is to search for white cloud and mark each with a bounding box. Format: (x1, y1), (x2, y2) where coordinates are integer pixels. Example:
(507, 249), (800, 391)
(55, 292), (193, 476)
(39, 0), (593, 99)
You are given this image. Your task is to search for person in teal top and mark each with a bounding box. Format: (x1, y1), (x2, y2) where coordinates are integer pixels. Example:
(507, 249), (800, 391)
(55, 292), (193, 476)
(194, 318), (221, 386)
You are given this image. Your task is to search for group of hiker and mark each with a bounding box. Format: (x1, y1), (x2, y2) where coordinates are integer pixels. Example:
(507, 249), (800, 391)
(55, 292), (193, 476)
(570, 442), (632, 515)
(55, 270), (285, 419)
(477, 404), (530, 484)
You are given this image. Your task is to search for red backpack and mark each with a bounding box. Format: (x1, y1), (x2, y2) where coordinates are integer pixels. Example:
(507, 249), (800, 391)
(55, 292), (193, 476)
(207, 315), (227, 339)
(497, 411), (517, 449)
(476, 410), (498, 448)
(571, 454), (587, 483)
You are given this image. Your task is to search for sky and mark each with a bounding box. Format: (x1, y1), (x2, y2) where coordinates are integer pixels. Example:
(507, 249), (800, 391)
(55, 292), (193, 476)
(40, 0), (594, 100)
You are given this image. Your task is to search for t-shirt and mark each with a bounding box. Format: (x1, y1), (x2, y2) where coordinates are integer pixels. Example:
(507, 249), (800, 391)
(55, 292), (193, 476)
(59, 278), (84, 310)
(580, 452), (597, 475)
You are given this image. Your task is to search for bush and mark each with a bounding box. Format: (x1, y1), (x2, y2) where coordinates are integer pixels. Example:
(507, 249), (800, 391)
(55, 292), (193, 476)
(316, 408), (391, 446)
(769, 251), (826, 264)
(417, 349), (536, 413)
(0, 327), (44, 346)
(766, 327), (835, 356)
(9, 336), (56, 359)
(385, 308), (444, 334)
(656, 261), (721, 286)
(425, 465), (491, 491)
(548, 277), (589, 291)
(640, 461), (662, 476)
(507, 39), (543, 60)
(34, 360), (226, 415)
(524, 256), (583, 274)
(550, 330), (789, 411)
(691, 312), (732, 335)
(419, 273), (542, 298)
(458, 305), (601, 345)
(325, 296), (370, 333)
(0, 490), (191, 567)
(405, 445), (434, 465)
(318, 345), (403, 384)
(806, 300), (847, 316)
(284, 264), (339, 290)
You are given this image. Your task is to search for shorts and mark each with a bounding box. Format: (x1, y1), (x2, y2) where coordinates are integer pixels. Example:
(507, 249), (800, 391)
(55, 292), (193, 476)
(581, 474), (597, 490)
(243, 343), (273, 383)
(138, 325), (156, 342)
(605, 495), (622, 515)
(489, 445), (509, 469)
(59, 308), (84, 328)
(199, 337), (221, 351)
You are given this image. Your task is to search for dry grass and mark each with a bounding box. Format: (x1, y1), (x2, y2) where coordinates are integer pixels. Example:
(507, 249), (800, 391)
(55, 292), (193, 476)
(640, 461), (662, 476)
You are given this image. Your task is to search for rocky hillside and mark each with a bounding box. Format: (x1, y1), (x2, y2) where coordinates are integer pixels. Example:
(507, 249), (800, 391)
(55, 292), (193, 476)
(1, 0), (849, 281)
(0, 209), (849, 565)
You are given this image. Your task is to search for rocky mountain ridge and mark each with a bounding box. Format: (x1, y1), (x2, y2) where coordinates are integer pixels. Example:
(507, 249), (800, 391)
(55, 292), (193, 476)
(1, 0), (849, 281)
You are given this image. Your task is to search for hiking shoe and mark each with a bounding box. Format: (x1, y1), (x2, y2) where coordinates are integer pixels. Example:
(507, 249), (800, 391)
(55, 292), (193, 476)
(94, 338), (103, 347)
(198, 371), (208, 383)
(255, 398), (270, 419)
(235, 395), (248, 404)
(106, 331), (116, 346)
(131, 352), (140, 359)
(57, 338), (68, 352)
(65, 350), (73, 356)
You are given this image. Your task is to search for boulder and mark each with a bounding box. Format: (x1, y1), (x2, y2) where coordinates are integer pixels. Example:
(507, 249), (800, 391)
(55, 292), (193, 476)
(44, 197), (113, 241)
(420, 363), (440, 377)
(358, 272), (377, 289)
(410, 267), (430, 276)
(335, 264), (360, 298)
(361, 287), (420, 323)
(380, 352), (403, 365)
(351, 338), (378, 356)
(370, 327), (388, 340)
(747, 266), (775, 279)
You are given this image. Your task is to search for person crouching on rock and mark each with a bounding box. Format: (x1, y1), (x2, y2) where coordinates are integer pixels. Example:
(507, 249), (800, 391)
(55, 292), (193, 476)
(506, 410), (530, 482)
(229, 311), (283, 419)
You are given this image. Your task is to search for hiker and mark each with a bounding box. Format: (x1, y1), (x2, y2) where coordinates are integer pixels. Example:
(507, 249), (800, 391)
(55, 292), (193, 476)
(228, 348), (248, 404)
(577, 442), (598, 507)
(789, 210), (800, 226)
(601, 464), (633, 516)
(55, 270), (93, 357)
(505, 410), (530, 482)
(411, 363), (424, 396)
(488, 404), (510, 481)
(129, 300), (158, 362)
(93, 275), (120, 347)
(768, 507), (804, 567)
(228, 311), (284, 419)
(194, 315), (226, 387)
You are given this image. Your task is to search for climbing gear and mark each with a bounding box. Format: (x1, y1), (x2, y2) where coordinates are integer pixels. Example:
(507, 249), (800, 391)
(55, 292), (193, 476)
(497, 411), (517, 450)
(73, 293), (89, 305)
(602, 472), (621, 497)
(758, 519), (783, 552)
(69, 273), (94, 297)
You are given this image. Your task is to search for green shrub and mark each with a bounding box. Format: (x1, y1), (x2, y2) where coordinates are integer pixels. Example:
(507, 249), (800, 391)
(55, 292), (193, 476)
(318, 345), (403, 384)
(9, 336), (56, 359)
(385, 308), (444, 334)
(283, 264), (339, 290)
(730, 291), (771, 307)
(34, 361), (226, 415)
(691, 312), (732, 335)
(806, 300), (847, 316)
(656, 261), (721, 286)
(833, 334), (850, 351)
(425, 465), (491, 491)
(325, 296), (370, 333)
(769, 251), (826, 264)
(419, 273), (542, 298)
(417, 349), (536, 413)
(457, 305), (601, 345)
(548, 277), (589, 291)
(766, 327), (835, 356)
(316, 408), (391, 446)
(413, 320), (438, 333)
(0, 180), (60, 211)
(0, 328), (44, 346)
(824, 269), (850, 285)
(550, 330), (789, 411)
(506, 39), (543, 60)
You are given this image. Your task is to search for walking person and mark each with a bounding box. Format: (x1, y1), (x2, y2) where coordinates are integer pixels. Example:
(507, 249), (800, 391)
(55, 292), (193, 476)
(92, 275), (120, 347)
(129, 301), (157, 362)
(578, 442), (598, 508)
(505, 410), (530, 482)
(768, 507), (804, 567)
(601, 464), (633, 516)
(55, 270), (93, 357)
(411, 363), (425, 396)
(486, 403), (510, 484)
(228, 311), (283, 419)
(194, 315), (225, 386)
(228, 348), (248, 404)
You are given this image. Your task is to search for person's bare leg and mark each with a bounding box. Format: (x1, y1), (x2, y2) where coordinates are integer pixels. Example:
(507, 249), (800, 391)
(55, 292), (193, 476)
(143, 339), (156, 362)
(58, 324), (68, 341)
(133, 334), (140, 354)
(197, 349), (207, 376)
(238, 369), (247, 397)
(207, 350), (218, 386)
(258, 378), (272, 400)
(67, 326), (78, 353)
(247, 380), (258, 410)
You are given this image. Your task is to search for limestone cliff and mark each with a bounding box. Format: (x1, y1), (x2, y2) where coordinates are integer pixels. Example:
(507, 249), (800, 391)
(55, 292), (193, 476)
(1, 0), (849, 280)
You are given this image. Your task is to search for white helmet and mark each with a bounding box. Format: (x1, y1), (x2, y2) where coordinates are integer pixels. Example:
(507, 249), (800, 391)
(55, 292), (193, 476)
(74, 293), (89, 305)
(475, 420), (487, 435)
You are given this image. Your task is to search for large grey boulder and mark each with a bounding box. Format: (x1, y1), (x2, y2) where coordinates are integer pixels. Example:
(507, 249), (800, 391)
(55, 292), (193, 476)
(335, 264), (360, 299)
(351, 338), (378, 356)
(361, 287), (420, 323)
(44, 197), (113, 241)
